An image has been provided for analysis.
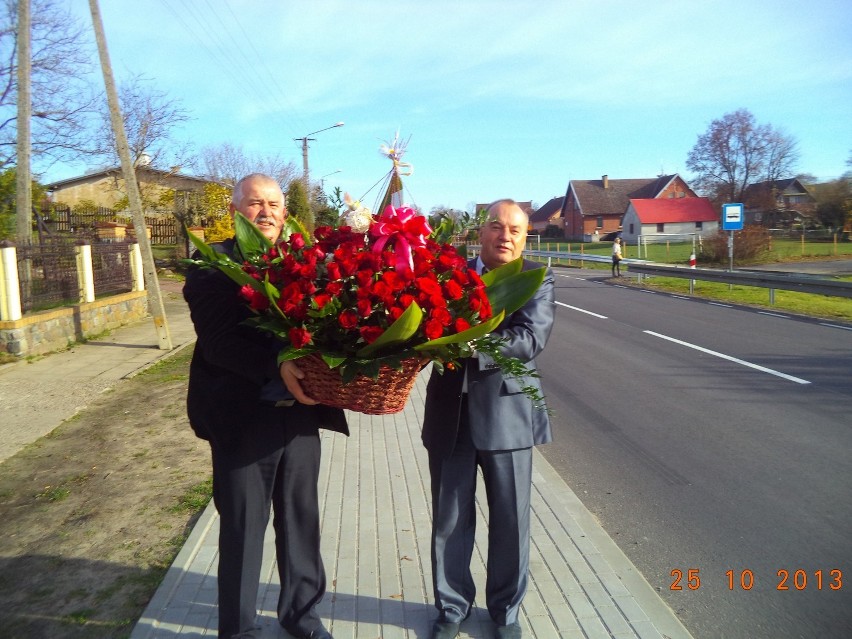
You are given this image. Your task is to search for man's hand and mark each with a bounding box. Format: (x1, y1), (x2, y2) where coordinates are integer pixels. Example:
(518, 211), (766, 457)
(280, 360), (318, 405)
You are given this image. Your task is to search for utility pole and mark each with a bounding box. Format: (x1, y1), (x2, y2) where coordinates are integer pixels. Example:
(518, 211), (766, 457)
(88, 0), (172, 350)
(16, 0), (32, 245)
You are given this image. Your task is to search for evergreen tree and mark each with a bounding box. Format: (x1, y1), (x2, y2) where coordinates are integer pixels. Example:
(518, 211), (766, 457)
(286, 179), (314, 233)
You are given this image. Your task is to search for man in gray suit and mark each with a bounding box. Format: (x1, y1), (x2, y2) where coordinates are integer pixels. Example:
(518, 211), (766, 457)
(422, 200), (556, 639)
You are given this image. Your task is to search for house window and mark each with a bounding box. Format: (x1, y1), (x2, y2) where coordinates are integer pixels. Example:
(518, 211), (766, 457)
(695, 222), (703, 230)
(656, 223), (664, 233)
(596, 216), (603, 228)
(629, 223), (634, 234)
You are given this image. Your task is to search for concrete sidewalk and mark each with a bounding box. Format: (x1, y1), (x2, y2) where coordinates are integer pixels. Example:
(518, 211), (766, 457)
(0, 279), (693, 639)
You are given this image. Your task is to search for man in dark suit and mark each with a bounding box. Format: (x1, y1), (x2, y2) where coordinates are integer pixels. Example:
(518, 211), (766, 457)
(184, 174), (348, 639)
(422, 200), (555, 639)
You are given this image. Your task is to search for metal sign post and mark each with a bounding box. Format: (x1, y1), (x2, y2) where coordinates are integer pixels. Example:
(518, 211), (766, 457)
(722, 203), (744, 272)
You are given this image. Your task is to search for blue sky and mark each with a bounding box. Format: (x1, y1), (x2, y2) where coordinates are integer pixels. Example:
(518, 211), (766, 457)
(51, 0), (852, 214)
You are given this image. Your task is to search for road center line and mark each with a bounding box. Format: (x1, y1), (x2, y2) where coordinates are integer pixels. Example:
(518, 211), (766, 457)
(555, 301), (608, 319)
(644, 330), (811, 385)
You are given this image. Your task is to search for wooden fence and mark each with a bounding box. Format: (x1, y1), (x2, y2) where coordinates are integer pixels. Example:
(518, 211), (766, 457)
(38, 205), (182, 244)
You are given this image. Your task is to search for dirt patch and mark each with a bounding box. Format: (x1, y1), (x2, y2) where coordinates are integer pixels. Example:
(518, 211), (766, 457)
(0, 346), (211, 639)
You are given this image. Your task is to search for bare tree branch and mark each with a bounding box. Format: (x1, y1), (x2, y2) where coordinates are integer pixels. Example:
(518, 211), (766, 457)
(686, 108), (799, 205)
(0, 0), (97, 170)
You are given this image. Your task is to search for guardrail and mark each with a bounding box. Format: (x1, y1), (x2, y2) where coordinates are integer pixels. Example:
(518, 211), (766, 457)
(516, 249), (852, 302)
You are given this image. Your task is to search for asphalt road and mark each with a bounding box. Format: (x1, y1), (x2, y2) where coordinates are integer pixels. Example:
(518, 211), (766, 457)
(536, 268), (852, 639)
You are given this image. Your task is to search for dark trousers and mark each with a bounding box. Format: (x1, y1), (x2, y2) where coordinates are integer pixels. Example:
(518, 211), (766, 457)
(428, 407), (533, 626)
(211, 405), (325, 639)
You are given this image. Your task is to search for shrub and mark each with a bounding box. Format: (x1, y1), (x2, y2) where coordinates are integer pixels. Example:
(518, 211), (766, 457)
(701, 225), (771, 264)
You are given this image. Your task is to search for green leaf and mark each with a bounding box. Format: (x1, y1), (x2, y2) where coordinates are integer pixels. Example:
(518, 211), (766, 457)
(277, 347), (316, 363)
(320, 353), (347, 369)
(356, 301), (424, 357)
(282, 216), (311, 244)
(214, 260), (262, 288)
(486, 267), (546, 317)
(186, 226), (219, 261)
(413, 310), (505, 351)
(234, 211), (272, 259)
(480, 258), (522, 286)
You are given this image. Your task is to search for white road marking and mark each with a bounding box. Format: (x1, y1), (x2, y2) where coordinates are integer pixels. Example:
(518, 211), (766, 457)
(709, 302), (733, 308)
(555, 301), (608, 319)
(820, 322), (852, 331)
(758, 311), (789, 319)
(644, 331), (811, 385)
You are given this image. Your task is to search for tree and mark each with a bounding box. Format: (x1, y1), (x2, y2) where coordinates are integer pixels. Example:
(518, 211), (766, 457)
(90, 74), (191, 172)
(197, 142), (297, 188)
(313, 185), (343, 229)
(0, 167), (47, 240)
(686, 108), (799, 205)
(285, 179), (313, 232)
(0, 0), (96, 170)
(812, 177), (852, 231)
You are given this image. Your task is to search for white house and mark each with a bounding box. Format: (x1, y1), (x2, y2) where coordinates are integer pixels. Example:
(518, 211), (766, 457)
(621, 197), (718, 244)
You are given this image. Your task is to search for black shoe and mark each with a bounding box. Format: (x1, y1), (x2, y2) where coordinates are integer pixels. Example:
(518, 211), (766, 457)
(494, 621), (522, 638)
(431, 619), (461, 639)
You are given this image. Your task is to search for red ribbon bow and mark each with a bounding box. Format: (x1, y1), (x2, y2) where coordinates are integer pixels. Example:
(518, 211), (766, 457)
(369, 205), (433, 272)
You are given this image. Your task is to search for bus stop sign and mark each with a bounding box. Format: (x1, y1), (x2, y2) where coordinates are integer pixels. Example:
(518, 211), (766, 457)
(722, 203), (744, 231)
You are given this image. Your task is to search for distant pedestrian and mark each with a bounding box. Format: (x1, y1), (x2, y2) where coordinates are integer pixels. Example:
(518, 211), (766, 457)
(184, 174), (347, 639)
(612, 237), (623, 277)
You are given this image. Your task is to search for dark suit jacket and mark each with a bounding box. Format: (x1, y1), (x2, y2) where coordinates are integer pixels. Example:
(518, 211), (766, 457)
(421, 259), (555, 458)
(184, 240), (348, 448)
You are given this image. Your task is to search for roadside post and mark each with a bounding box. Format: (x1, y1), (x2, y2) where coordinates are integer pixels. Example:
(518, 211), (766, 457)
(722, 203), (744, 273)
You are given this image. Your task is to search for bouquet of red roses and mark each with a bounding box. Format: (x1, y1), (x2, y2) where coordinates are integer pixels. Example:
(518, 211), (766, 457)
(187, 203), (544, 414)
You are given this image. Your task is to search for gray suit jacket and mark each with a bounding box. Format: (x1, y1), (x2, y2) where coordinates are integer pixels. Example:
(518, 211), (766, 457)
(421, 259), (555, 458)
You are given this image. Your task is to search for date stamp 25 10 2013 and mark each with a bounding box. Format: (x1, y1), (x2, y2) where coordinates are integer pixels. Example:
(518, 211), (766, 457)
(670, 568), (843, 591)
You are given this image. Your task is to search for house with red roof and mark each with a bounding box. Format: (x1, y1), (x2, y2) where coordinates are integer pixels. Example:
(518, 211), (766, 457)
(620, 197), (718, 243)
(561, 174), (697, 241)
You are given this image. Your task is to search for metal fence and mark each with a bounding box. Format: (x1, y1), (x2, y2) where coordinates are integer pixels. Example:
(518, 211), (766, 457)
(14, 238), (136, 313)
(16, 238), (80, 313)
(91, 241), (134, 297)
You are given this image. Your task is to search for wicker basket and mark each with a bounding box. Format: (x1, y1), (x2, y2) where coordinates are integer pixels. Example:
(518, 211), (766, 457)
(298, 354), (422, 415)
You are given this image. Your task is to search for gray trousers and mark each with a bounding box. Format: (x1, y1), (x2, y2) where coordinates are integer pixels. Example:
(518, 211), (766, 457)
(428, 413), (533, 626)
(211, 405), (325, 639)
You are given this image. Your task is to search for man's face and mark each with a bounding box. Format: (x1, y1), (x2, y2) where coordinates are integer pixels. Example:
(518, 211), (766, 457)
(478, 202), (528, 270)
(230, 178), (286, 243)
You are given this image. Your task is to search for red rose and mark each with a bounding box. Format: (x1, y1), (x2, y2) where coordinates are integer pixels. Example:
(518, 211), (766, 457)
(288, 327), (312, 349)
(338, 309), (359, 330)
(240, 285), (270, 311)
(325, 281), (343, 296)
(444, 280), (463, 300)
(360, 325), (384, 344)
(423, 318), (444, 340)
(357, 299), (372, 318)
(454, 317), (471, 333)
(326, 261), (341, 280)
(430, 306), (452, 326)
(290, 233), (306, 250)
(313, 293), (331, 309)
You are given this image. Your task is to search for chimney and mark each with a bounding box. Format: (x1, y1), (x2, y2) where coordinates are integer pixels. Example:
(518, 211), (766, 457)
(602, 175), (609, 189)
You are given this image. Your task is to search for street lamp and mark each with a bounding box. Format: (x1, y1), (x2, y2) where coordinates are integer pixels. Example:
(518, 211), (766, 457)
(319, 169), (342, 193)
(295, 122), (344, 188)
